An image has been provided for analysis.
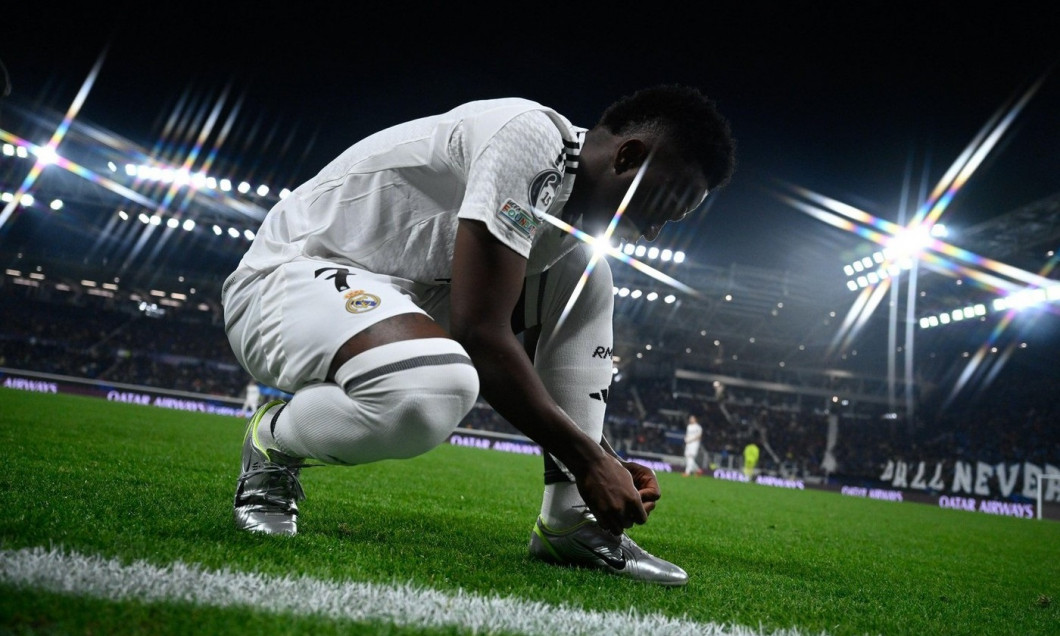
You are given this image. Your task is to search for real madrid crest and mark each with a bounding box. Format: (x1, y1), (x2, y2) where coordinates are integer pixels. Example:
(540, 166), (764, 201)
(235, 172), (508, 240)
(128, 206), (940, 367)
(344, 289), (381, 313)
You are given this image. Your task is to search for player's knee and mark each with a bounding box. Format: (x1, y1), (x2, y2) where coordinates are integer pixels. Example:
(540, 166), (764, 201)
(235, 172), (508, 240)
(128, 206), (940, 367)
(380, 364), (479, 457)
(336, 338), (479, 458)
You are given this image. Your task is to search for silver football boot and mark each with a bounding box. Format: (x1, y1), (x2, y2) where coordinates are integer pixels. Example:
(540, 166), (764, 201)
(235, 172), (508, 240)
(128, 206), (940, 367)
(529, 514), (689, 586)
(234, 400), (306, 536)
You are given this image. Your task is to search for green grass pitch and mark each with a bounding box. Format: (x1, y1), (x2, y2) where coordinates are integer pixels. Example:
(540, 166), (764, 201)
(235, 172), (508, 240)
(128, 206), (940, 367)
(0, 388), (1056, 634)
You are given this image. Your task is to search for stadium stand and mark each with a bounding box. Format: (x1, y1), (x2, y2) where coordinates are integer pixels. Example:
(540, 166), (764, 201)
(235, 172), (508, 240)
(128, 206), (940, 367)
(4, 280), (1056, 490)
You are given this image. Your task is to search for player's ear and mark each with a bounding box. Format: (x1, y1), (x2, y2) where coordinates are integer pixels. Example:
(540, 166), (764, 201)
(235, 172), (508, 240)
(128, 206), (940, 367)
(613, 139), (649, 175)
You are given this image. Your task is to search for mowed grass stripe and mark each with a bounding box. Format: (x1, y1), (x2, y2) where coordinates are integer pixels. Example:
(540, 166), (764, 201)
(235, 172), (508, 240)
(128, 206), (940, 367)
(1, 388), (1057, 635)
(1, 546), (813, 636)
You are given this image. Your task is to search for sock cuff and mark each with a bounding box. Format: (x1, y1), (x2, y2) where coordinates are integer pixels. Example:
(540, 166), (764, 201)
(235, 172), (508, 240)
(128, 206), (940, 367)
(544, 453), (575, 484)
(333, 338), (472, 392)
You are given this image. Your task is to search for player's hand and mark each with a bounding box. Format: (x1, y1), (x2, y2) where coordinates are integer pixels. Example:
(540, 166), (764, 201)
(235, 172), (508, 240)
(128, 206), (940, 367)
(575, 454), (648, 535)
(621, 459), (661, 516)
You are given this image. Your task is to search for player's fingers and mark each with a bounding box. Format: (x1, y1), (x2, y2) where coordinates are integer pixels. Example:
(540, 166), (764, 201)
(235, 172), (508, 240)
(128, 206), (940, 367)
(639, 487), (660, 503)
(642, 500), (657, 516)
(627, 500), (648, 526)
(638, 477), (661, 496)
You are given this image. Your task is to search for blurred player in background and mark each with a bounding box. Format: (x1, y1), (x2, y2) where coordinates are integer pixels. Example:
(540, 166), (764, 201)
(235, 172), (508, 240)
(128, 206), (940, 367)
(743, 441), (760, 480)
(683, 414), (703, 476)
(223, 85), (735, 586)
(240, 379), (261, 416)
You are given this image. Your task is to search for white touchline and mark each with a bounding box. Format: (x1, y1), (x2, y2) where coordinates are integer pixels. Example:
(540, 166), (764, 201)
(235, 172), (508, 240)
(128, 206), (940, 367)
(0, 547), (819, 636)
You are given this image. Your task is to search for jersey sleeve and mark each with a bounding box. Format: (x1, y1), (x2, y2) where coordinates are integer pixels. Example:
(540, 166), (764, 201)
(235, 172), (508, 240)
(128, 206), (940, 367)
(456, 110), (565, 259)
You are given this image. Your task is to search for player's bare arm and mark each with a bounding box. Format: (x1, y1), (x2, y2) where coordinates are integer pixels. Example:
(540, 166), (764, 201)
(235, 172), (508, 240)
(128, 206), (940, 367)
(450, 218), (647, 533)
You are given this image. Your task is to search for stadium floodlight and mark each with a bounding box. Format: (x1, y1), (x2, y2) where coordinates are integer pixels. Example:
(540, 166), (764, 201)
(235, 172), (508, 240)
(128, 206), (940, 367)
(279, 188), (291, 199)
(118, 210), (128, 220)
(843, 264), (855, 276)
(49, 199), (63, 210)
(660, 249), (672, 261)
(646, 291), (658, 301)
(887, 225), (932, 259)
(630, 289), (642, 299)
(166, 218), (179, 229)
(919, 317), (931, 329)
(182, 219), (195, 231)
(634, 245), (646, 257)
(664, 294), (676, 303)
(212, 225), (222, 236)
(618, 287), (630, 297)
(20, 194), (33, 207)
(1, 143), (13, 156)
(939, 313), (951, 324)
(80, 279), (96, 287)
(852, 260), (864, 272)
(15, 145), (28, 158)
(647, 246), (659, 260)
(856, 275), (868, 288)
(256, 184), (269, 196)
(219, 179), (232, 192)
(138, 213), (150, 224)
(149, 215), (161, 226)
(206, 177), (218, 189)
(0, 193), (11, 203)
(673, 251), (685, 263)
(243, 229), (255, 240)
(125, 164), (136, 176)
(107, 161), (117, 172)
(227, 227), (240, 238)
(237, 181), (251, 194)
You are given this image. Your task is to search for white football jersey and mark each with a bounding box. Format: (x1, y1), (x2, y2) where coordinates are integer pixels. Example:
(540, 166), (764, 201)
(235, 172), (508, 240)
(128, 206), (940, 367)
(236, 98), (585, 285)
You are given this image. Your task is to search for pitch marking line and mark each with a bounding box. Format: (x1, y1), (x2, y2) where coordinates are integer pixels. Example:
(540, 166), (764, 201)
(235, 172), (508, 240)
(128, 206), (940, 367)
(0, 546), (823, 636)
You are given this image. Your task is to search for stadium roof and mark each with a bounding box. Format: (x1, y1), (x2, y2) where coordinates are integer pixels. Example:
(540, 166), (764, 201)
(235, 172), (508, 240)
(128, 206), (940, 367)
(2, 2), (1058, 406)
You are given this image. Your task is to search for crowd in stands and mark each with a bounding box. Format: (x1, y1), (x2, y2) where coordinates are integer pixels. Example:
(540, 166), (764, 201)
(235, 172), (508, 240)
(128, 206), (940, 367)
(3, 285), (1058, 484)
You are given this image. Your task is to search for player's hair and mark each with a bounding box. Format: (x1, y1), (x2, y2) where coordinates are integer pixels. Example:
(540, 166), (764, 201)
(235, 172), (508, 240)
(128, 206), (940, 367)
(597, 84), (736, 190)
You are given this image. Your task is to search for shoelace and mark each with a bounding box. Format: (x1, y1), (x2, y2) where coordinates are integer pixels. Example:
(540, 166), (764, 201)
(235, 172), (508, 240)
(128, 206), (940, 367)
(238, 463), (313, 504)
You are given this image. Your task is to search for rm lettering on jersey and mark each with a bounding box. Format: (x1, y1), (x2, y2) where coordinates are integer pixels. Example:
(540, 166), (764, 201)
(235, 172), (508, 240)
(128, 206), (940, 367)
(592, 346), (612, 359)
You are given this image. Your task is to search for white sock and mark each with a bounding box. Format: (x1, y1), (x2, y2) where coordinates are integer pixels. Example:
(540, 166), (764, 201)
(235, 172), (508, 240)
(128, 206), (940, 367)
(528, 247), (615, 528)
(540, 482), (588, 528)
(270, 339), (478, 465)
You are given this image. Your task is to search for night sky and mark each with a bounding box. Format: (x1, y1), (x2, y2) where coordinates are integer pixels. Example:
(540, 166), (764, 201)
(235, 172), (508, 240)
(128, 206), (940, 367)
(3, 0), (1058, 275)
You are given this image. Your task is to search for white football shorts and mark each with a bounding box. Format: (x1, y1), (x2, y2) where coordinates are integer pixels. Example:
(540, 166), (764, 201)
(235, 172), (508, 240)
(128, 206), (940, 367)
(223, 258), (440, 393)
